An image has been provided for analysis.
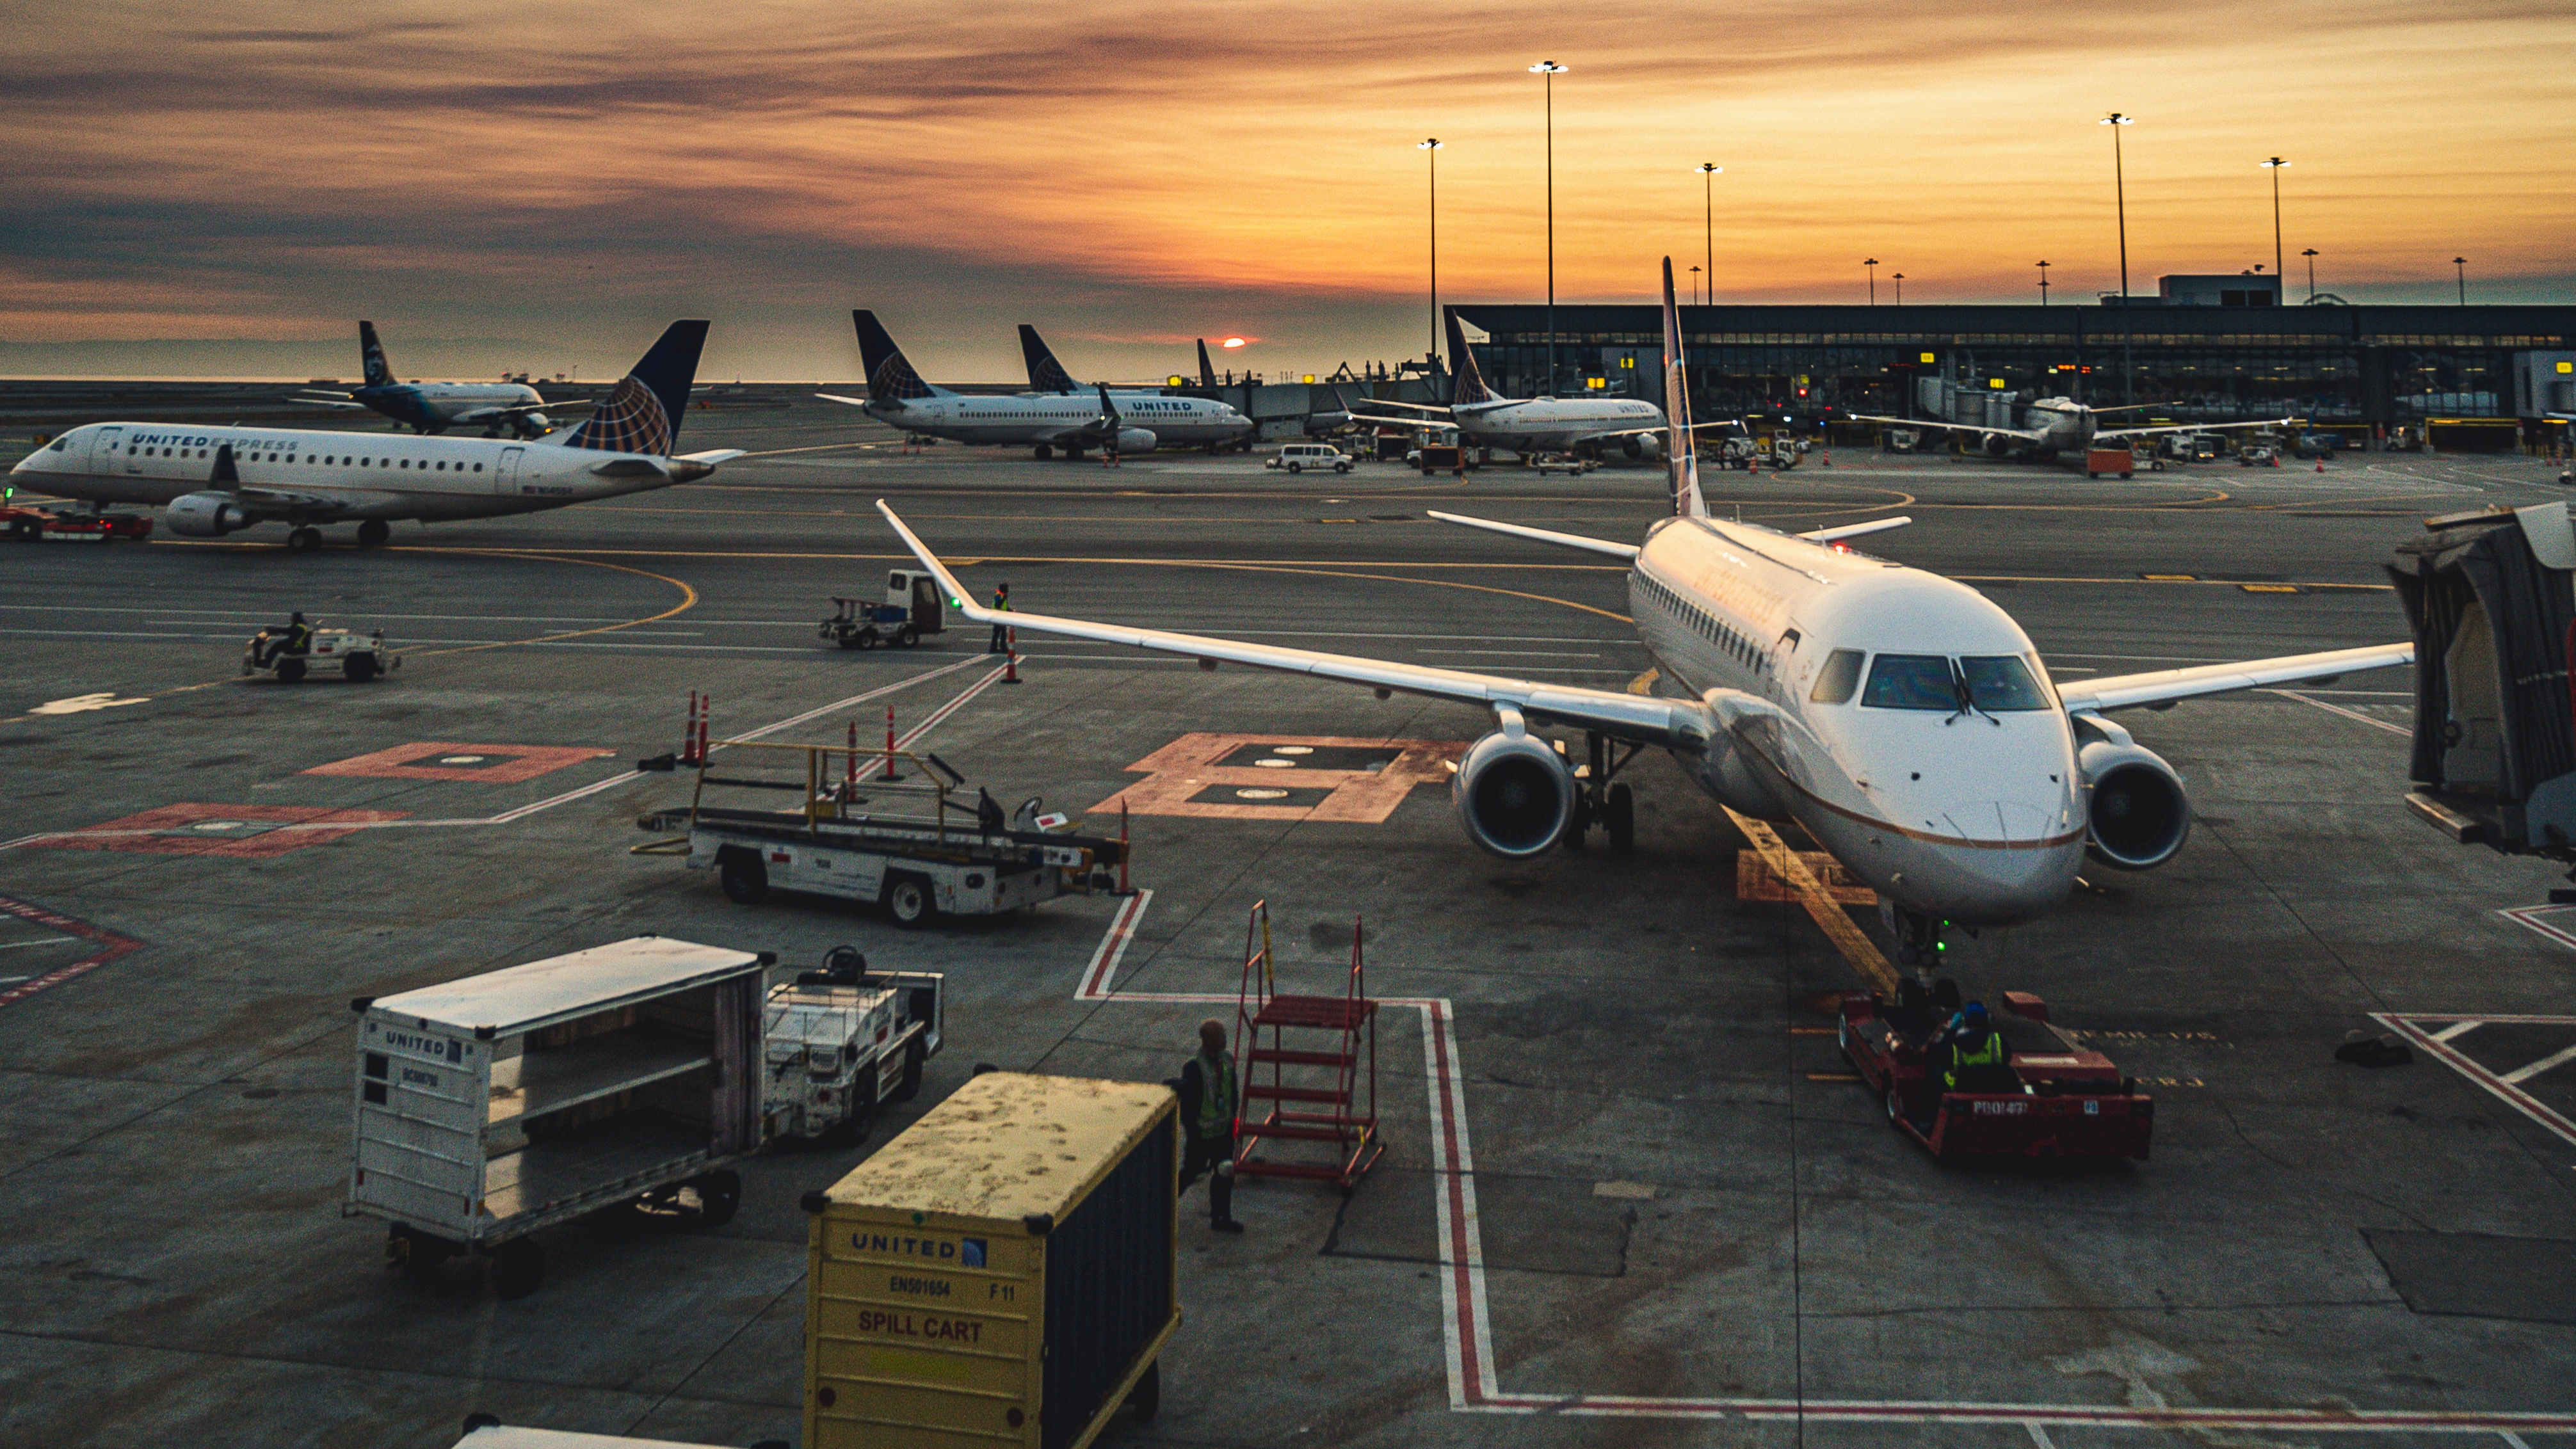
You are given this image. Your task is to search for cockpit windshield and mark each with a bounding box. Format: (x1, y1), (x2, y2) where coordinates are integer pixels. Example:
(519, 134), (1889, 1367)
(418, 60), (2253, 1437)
(1859, 652), (2054, 712)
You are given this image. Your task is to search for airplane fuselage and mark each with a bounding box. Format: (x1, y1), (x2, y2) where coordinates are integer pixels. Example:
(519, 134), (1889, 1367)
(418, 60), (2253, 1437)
(1456, 396), (1664, 455)
(1628, 516), (2084, 925)
(12, 421), (691, 524)
(357, 381), (548, 433)
(868, 393), (1250, 448)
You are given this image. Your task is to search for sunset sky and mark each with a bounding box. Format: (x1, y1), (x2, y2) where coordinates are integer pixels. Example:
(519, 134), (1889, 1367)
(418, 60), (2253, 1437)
(6, 0), (2570, 380)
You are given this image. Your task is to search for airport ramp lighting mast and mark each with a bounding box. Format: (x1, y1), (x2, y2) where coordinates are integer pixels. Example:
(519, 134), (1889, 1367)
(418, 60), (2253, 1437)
(1865, 258), (1878, 306)
(2301, 247), (2319, 302)
(2260, 156), (2290, 284)
(1420, 139), (1444, 371)
(1696, 163), (1721, 306)
(1531, 60), (1567, 395)
(2102, 111), (2135, 404)
(2036, 259), (2051, 305)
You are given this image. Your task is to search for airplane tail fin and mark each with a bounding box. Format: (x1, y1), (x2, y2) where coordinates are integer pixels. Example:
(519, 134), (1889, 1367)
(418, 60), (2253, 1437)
(358, 321), (394, 389)
(1661, 259), (1706, 519)
(563, 320), (708, 455)
(1019, 324), (1081, 393)
(854, 310), (942, 405)
(1444, 312), (1495, 408)
(1196, 339), (1218, 388)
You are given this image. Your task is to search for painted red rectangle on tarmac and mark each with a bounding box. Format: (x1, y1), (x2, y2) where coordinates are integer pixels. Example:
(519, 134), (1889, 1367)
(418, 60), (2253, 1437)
(302, 742), (615, 783)
(29, 803), (408, 858)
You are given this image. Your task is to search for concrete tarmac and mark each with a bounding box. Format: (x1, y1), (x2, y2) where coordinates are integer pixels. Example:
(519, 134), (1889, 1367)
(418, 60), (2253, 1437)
(1, 401), (2572, 1448)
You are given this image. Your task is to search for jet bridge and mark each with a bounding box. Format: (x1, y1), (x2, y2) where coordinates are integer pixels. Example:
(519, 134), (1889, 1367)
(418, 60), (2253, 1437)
(2387, 502), (2576, 863)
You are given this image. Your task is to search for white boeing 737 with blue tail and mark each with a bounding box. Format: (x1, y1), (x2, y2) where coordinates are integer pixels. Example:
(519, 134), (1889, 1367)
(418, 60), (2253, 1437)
(877, 260), (2412, 970)
(11, 321), (744, 552)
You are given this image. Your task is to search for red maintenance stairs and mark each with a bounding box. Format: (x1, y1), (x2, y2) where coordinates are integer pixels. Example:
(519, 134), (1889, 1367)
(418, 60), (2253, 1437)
(1230, 902), (1383, 1189)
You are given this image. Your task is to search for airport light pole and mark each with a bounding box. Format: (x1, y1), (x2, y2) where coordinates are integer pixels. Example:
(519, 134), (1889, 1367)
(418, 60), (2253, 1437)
(1419, 139), (1443, 371)
(2260, 157), (2289, 285)
(1531, 61), (1568, 394)
(1689, 264), (1702, 306)
(1696, 163), (1721, 304)
(2454, 256), (2468, 304)
(2301, 247), (2319, 301)
(2102, 112), (2136, 405)
(1893, 272), (1905, 305)
(2037, 259), (2051, 305)
(1864, 258), (1878, 305)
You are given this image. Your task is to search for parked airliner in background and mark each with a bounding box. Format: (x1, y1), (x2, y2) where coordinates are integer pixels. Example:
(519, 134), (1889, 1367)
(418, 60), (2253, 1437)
(1853, 396), (2294, 459)
(823, 312), (1252, 458)
(1346, 312), (1674, 460)
(291, 321), (557, 438)
(879, 260), (2411, 970)
(12, 321), (742, 552)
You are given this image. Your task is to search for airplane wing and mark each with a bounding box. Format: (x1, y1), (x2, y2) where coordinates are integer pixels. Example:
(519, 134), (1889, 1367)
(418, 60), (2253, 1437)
(450, 401), (565, 424)
(288, 396), (369, 410)
(2096, 417), (2296, 442)
(1349, 396), (1453, 416)
(2054, 641), (2413, 714)
(1798, 516), (1912, 544)
(878, 501), (1701, 748)
(1425, 510), (1638, 559)
(674, 449), (746, 465)
(816, 393), (870, 407)
(1848, 413), (2052, 444)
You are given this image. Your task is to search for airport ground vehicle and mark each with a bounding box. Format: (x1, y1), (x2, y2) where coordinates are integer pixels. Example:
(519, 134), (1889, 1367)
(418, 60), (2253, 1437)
(1268, 442), (1353, 474)
(1529, 454), (1597, 475)
(639, 737), (1127, 927)
(1412, 444), (1470, 474)
(2239, 445), (2279, 466)
(762, 946), (944, 1144)
(1, 504), (151, 542)
(2298, 431), (2344, 460)
(800, 1072), (1179, 1449)
(240, 621), (399, 683)
(347, 938), (775, 1300)
(1837, 988), (2153, 1160)
(2084, 446), (2137, 479)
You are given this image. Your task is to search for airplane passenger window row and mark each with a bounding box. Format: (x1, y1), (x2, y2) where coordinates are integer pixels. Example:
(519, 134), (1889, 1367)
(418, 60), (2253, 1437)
(1639, 573), (1766, 674)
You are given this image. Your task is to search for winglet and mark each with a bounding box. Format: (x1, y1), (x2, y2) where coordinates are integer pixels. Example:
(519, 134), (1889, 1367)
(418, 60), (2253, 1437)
(1196, 339), (1218, 388)
(1661, 258), (1706, 519)
(878, 500), (994, 621)
(1020, 324), (1080, 394)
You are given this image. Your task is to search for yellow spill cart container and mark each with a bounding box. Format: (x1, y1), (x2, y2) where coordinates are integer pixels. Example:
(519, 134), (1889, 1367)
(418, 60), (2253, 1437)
(801, 1072), (1179, 1449)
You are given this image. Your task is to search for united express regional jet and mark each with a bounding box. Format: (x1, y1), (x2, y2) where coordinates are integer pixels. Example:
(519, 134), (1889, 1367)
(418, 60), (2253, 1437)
(878, 262), (2412, 971)
(12, 321), (743, 552)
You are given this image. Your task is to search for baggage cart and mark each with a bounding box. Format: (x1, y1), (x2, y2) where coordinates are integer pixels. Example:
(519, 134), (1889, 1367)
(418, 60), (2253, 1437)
(1, 504), (152, 542)
(2084, 446), (2136, 479)
(818, 569), (947, 650)
(346, 936), (773, 1298)
(638, 737), (1127, 928)
(1837, 988), (2153, 1161)
(801, 1072), (1180, 1449)
(241, 620), (399, 684)
(764, 946), (945, 1144)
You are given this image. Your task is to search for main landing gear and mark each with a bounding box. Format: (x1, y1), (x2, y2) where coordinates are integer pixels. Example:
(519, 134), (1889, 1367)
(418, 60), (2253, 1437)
(1561, 732), (1639, 856)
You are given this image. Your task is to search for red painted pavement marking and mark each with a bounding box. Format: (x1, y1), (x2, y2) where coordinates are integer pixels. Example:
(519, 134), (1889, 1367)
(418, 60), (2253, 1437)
(0, 894), (144, 1008)
(302, 741), (615, 784)
(25, 803), (411, 858)
(1076, 890), (1154, 998)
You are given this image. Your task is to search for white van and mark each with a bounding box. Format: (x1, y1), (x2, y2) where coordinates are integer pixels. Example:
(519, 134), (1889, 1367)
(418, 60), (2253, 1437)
(1267, 442), (1353, 474)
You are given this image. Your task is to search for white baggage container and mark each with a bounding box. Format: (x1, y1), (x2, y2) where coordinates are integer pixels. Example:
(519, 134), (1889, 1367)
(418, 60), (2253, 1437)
(346, 936), (771, 1298)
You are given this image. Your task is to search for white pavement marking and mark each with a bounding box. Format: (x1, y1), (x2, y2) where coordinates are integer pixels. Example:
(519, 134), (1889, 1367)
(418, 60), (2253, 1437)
(2501, 906), (2576, 952)
(2500, 1041), (2576, 1085)
(2378, 1013), (2576, 1151)
(2267, 689), (2413, 736)
(1062, 903), (2576, 1432)
(29, 693), (151, 714)
(2431, 1020), (2483, 1043)
(0, 936), (77, 951)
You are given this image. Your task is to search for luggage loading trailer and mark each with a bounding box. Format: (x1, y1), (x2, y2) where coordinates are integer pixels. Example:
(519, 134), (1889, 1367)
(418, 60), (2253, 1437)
(801, 1072), (1180, 1449)
(639, 736), (1129, 927)
(1837, 989), (2153, 1161)
(346, 937), (771, 1299)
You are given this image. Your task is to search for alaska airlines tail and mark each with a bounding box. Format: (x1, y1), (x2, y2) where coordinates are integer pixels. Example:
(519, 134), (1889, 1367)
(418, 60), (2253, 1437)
(358, 321), (395, 389)
(563, 319), (709, 456)
(1196, 339), (1218, 388)
(1018, 325), (1081, 394)
(853, 310), (946, 404)
(1445, 312), (1496, 408)
(1661, 259), (1706, 519)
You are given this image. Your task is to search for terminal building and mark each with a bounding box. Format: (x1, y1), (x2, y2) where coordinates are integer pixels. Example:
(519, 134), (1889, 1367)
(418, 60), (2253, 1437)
(1447, 286), (2576, 449)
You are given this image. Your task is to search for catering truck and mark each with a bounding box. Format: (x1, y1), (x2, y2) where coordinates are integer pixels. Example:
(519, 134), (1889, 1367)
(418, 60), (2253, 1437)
(801, 1073), (1180, 1449)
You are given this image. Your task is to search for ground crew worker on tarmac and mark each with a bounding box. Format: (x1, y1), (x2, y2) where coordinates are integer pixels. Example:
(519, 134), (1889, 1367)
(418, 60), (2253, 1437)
(261, 611), (311, 668)
(1936, 1002), (2015, 1094)
(986, 583), (1011, 653)
(1177, 1019), (1245, 1233)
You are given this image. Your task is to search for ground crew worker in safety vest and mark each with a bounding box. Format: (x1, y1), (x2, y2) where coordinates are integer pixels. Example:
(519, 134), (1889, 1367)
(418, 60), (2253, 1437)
(986, 582), (1011, 653)
(1937, 1001), (2010, 1093)
(1177, 1018), (1245, 1233)
(262, 611), (311, 667)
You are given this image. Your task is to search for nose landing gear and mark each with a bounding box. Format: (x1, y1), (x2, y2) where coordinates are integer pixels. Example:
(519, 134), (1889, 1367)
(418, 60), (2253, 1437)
(1884, 903), (1952, 986)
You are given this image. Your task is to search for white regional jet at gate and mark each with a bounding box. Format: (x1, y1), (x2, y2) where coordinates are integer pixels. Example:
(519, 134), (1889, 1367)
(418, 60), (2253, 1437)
(1851, 396), (2294, 460)
(1346, 312), (1673, 460)
(878, 260), (2415, 970)
(821, 312), (1252, 458)
(10, 321), (744, 552)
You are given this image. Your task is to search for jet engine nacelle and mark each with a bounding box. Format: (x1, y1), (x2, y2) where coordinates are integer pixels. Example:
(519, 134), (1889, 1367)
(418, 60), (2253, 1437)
(2079, 733), (2190, 870)
(1452, 718), (1576, 858)
(511, 413), (551, 439)
(1621, 434), (1664, 461)
(164, 492), (252, 538)
(1979, 432), (2013, 458)
(1116, 428), (1158, 453)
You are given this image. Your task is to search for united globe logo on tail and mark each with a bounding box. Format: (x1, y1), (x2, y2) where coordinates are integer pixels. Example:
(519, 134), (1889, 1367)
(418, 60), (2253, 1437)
(565, 374), (674, 456)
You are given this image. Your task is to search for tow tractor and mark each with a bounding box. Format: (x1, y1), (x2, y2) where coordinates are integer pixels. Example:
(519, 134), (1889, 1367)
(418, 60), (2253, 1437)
(638, 734), (1128, 927)
(1838, 987), (2153, 1160)
(2, 504), (152, 543)
(241, 621), (400, 684)
(817, 568), (947, 650)
(762, 945), (944, 1145)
